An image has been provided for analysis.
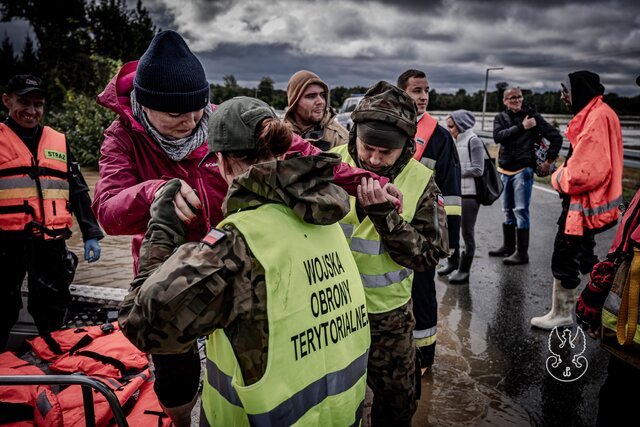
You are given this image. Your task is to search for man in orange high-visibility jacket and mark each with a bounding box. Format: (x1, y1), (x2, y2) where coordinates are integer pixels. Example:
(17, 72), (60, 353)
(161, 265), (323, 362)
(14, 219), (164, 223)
(0, 75), (103, 351)
(531, 70), (623, 330)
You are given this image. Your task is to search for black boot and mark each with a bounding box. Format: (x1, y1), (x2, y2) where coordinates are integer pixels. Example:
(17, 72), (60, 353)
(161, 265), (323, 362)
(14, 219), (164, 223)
(488, 223), (516, 257)
(437, 248), (459, 276)
(503, 228), (529, 265)
(449, 253), (473, 284)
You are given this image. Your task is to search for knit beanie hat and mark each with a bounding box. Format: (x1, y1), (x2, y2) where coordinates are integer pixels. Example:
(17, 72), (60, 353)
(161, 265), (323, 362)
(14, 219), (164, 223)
(285, 70), (329, 120)
(134, 30), (209, 113)
(351, 81), (416, 149)
(449, 109), (476, 133)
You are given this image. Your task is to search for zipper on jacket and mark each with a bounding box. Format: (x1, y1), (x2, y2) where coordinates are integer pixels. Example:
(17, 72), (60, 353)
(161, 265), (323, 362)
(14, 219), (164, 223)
(31, 158), (46, 224)
(197, 175), (211, 231)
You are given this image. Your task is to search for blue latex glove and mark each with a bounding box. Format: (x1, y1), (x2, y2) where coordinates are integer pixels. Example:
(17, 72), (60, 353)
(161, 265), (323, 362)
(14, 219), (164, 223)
(84, 238), (101, 263)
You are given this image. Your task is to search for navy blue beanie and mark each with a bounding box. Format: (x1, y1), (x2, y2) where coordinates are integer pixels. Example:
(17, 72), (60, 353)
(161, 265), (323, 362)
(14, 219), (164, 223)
(134, 30), (209, 113)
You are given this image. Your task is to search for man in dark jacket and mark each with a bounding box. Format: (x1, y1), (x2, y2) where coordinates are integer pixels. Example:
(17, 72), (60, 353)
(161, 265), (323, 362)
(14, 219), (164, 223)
(490, 86), (562, 265)
(397, 69), (461, 376)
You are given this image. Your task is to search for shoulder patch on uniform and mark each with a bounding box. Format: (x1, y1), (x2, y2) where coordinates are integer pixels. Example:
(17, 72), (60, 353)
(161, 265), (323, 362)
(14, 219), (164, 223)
(201, 228), (227, 247)
(436, 194), (445, 207)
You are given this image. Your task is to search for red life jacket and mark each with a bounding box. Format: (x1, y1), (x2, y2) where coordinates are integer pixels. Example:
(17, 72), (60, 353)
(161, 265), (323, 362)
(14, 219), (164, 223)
(111, 378), (171, 427)
(0, 123), (73, 239)
(18, 323), (171, 426)
(56, 369), (149, 427)
(29, 323), (147, 378)
(0, 351), (64, 427)
(28, 323), (121, 362)
(413, 113), (438, 160)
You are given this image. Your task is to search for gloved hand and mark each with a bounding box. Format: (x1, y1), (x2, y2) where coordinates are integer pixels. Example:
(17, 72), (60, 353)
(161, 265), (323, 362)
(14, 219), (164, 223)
(149, 179), (189, 243)
(154, 178), (201, 224)
(137, 179), (188, 280)
(84, 238), (101, 263)
(576, 259), (616, 337)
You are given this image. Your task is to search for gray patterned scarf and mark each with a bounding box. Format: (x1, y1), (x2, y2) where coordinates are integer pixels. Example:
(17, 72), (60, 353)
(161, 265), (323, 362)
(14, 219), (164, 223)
(131, 90), (211, 161)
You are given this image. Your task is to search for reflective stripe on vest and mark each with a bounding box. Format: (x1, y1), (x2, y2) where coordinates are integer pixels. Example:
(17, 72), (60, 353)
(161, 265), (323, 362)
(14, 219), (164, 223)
(202, 203), (370, 426)
(332, 144), (433, 313)
(203, 351), (368, 426)
(413, 113), (438, 160)
(0, 123), (72, 237)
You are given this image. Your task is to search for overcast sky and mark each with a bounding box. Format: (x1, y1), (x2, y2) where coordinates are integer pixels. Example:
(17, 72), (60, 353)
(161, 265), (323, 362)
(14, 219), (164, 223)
(3, 0), (640, 96)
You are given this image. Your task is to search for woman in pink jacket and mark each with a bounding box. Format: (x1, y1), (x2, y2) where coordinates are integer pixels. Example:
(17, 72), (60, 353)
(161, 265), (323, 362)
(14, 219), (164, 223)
(93, 30), (395, 426)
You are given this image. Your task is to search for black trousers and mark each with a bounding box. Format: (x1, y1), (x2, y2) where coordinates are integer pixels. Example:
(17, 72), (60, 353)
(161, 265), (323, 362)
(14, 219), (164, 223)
(411, 268), (437, 368)
(551, 208), (599, 289)
(0, 237), (77, 351)
(151, 348), (201, 408)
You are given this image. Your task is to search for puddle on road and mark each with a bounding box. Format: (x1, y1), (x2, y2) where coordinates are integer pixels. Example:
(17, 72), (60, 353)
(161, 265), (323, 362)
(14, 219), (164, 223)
(413, 282), (532, 426)
(69, 170), (532, 426)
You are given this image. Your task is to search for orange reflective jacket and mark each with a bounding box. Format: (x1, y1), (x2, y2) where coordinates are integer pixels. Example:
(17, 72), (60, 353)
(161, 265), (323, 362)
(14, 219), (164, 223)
(552, 96), (623, 236)
(0, 123), (73, 238)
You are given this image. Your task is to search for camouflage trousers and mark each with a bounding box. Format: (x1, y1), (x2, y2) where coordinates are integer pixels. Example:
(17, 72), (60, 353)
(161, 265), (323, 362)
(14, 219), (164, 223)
(367, 301), (417, 427)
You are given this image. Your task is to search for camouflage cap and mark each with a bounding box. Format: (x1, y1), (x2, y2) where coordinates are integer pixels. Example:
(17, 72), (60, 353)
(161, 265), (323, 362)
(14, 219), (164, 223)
(202, 96), (277, 165)
(351, 81), (417, 139)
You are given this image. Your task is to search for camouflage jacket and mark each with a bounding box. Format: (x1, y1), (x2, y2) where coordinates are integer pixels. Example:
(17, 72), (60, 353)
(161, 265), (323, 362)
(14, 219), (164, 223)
(119, 152), (350, 385)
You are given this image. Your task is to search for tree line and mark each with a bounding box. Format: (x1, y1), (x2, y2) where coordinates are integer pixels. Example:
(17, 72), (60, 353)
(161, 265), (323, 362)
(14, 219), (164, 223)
(213, 78), (640, 117)
(2, 0), (638, 168)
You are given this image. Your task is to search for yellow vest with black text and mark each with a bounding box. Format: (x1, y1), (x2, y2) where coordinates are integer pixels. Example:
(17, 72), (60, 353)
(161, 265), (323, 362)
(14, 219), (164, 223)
(0, 123), (72, 237)
(332, 144), (433, 314)
(201, 203), (370, 427)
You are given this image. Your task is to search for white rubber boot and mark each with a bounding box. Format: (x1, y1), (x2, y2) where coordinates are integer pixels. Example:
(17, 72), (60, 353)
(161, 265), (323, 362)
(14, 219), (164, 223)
(530, 279), (576, 330)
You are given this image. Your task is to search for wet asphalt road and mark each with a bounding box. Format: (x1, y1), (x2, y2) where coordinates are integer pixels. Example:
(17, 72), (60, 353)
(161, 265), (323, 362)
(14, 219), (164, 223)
(415, 183), (619, 427)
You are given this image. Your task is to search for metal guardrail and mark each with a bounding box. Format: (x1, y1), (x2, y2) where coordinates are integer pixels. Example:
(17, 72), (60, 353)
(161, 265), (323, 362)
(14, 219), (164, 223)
(0, 374), (128, 427)
(476, 130), (640, 169)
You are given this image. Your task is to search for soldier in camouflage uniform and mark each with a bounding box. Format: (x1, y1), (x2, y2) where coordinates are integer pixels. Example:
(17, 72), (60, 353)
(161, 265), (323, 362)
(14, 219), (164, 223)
(332, 81), (449, 426)
(119, 97), (375, 425)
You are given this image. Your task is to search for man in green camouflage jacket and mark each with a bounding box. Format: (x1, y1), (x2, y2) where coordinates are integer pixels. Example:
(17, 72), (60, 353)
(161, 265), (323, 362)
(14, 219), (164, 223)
(332, 81), (448, 426)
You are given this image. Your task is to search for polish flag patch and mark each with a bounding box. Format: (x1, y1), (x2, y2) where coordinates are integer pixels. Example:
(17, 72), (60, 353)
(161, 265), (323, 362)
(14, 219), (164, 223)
(436, 195), (445, 207)
(202, 228), (227, 247)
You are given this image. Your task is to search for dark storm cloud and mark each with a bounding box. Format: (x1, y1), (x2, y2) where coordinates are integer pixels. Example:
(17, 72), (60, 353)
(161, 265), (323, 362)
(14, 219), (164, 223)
(2, 0), (638, 96)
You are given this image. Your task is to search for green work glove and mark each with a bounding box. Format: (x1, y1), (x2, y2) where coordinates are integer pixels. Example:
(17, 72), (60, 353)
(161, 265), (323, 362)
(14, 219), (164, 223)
(136, 179), (188, 282)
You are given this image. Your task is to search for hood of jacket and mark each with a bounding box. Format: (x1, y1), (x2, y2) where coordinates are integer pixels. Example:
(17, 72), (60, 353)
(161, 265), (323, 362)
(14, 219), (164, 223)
(96, 60), (215, 161)
(223, 152), (350, 225)
(284, 70), (332, 127)
(449, 110), (476, 133)
(568, 70), (605, 115)
(96, 61), (145, 133)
